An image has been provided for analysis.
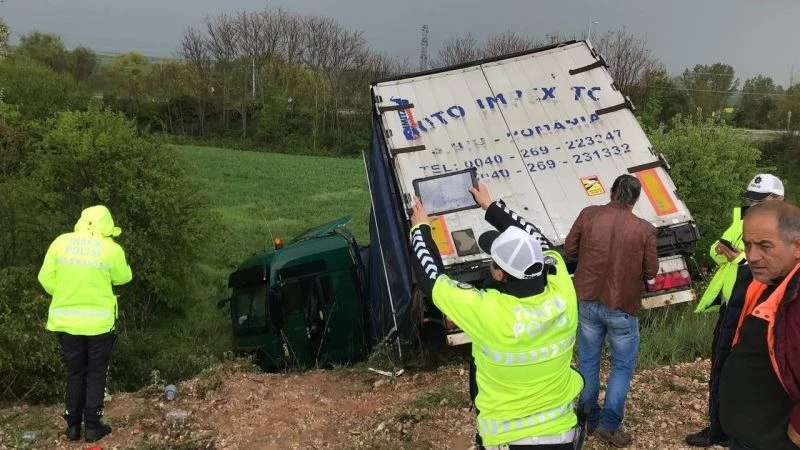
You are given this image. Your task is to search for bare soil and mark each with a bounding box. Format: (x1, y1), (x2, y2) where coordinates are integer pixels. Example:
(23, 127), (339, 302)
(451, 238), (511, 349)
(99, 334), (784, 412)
(0, 358), (728, 450)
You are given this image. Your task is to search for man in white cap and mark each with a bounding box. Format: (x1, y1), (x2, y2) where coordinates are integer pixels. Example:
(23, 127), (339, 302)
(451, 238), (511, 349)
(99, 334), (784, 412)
(687, 173), (785, 447)
(742, 173), (786, 204)
(409, 182), (584, 450)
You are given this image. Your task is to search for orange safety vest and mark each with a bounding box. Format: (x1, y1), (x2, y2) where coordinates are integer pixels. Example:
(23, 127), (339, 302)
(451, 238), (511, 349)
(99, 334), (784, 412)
(732, 262), (800, 391)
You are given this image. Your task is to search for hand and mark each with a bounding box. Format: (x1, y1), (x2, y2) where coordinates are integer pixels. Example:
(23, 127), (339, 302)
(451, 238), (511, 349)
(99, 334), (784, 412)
(788, 423), (800, 446)
(715, 243), (741, 262)
(469, 182), (492, 210)
(411, 196), (432, 227)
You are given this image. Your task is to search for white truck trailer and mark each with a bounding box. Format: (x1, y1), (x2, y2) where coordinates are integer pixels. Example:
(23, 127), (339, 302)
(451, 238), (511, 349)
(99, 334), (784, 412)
(366, 40), (700, 347)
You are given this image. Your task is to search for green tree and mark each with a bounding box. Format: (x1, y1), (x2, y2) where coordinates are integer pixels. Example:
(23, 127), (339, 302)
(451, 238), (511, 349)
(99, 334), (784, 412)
(635, 69), (692, 129)
(104, 52), (152, 116)
(68, 46), (97, 82)
(735, 75), (780, 129)
(0, 55), (89, 119)
(680, 63), (738, 118)
(0, 18), (9, 61)
(0, 104), (50, 268)
(776, 83), (800, 132)
(649, 116), (763, 265)
(16, 31), (69, 73)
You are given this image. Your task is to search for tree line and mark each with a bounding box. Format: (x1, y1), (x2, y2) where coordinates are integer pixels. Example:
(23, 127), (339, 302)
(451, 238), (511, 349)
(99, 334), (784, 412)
(2, 11), (799, 157)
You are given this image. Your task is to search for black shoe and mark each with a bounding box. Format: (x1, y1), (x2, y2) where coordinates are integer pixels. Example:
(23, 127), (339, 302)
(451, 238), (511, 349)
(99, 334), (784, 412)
(586, 422), (597, 436)
(84, 423), (112, 443)
(64, 424), (81, 441)
(685, 427), (729, 447)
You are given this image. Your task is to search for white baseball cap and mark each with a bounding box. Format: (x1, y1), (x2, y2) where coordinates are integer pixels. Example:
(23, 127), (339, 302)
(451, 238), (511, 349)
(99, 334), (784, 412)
(477, 226), (544, 279)
(743, 174), (784, 201)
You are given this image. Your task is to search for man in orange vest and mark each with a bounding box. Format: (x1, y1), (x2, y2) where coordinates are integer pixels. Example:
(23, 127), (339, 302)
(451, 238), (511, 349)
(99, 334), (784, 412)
(718, 201), (800, 450)
(686, 173), (785, 447)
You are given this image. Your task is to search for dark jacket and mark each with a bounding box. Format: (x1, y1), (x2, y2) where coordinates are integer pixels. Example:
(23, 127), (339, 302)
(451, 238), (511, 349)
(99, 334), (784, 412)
(564, 202), (658, 316)
(775, 272), (800, 435)
(722, 266), (800, 444)
(707, 263), (752, 440)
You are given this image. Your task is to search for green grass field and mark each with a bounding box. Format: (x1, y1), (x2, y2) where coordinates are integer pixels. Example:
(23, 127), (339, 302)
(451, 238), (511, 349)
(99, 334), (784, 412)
(109, 145), (373, 389)
(177, 145), (372, 273)
(94, 50), (165, 66)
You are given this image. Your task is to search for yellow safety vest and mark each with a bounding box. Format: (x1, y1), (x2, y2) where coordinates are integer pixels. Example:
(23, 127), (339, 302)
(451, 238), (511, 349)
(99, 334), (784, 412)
(695, 207), (745, 313)
(38, 206), (132, 335)
(432, 251), (583, 446)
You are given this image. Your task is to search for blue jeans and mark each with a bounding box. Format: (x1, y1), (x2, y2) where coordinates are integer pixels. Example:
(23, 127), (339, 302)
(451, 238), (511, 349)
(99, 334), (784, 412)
(577, 300), (640, 432)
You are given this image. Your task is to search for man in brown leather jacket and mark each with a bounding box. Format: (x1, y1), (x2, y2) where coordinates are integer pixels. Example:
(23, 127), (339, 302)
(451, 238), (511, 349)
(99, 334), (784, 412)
(564, 174), (658, 448)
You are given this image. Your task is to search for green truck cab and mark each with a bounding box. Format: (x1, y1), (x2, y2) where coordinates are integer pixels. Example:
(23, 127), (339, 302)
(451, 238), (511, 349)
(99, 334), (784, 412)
(219, 216), (370, 370)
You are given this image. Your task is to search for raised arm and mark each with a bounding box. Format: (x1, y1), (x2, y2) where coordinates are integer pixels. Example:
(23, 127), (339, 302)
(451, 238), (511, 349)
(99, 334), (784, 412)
(469, 183), (552, 250)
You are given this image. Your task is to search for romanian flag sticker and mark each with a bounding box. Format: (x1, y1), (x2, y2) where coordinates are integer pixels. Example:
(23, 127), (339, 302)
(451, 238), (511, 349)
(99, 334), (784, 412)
(581, 175), (606, 196)
(636, 169), (678, 216)
(430, 217), (454, 255)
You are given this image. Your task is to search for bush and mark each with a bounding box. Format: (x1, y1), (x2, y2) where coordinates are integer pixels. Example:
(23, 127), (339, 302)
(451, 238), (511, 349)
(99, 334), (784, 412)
(649, 116), (764, 265)
(0, 267), (63, 403)
(0, 55), (88, 119)
(757, 134), (800, 200)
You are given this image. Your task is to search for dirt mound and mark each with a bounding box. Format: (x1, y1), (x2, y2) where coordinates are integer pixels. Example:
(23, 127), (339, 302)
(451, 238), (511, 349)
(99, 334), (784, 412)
(1, 359), (726, 449)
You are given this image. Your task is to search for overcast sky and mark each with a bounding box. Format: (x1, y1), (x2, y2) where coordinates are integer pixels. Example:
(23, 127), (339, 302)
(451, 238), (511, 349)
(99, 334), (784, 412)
(2, 0), (799, 86)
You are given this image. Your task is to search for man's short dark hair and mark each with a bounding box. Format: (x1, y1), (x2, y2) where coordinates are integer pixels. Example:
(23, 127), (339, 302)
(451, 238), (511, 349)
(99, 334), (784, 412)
(746, 201), (800, 243)
(610, 174), (641, 206)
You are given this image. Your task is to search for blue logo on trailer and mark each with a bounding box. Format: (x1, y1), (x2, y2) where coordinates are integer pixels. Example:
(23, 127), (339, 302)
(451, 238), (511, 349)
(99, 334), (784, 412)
(390, 97), (421, 141)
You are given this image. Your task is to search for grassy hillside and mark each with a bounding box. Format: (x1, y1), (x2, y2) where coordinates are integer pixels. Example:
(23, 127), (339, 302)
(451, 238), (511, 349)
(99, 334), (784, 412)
(94, 50), (165, 66)
(110, 145), (373, 391)
(177, 145), (372, 280)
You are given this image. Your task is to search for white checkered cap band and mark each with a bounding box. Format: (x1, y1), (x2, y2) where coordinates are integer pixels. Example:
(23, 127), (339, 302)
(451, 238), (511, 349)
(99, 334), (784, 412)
(490, 226), (544, 279)
(746, 173), (784, 195)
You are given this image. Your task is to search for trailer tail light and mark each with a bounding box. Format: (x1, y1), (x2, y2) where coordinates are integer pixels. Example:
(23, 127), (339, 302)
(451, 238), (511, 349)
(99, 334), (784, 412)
(646, 269), (691, 292)
(644, 255), (693, 293)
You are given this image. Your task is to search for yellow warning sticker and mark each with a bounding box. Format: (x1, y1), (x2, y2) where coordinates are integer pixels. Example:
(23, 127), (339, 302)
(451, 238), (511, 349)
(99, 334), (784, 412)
(430, 217), (454, 255)
(581, 175), (606, 196)
(636, 169), (678, 216)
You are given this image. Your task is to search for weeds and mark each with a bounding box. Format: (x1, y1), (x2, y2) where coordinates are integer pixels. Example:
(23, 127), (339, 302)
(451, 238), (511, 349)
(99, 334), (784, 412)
(637, 303), (716, 369)
(414, 389), (468, 409)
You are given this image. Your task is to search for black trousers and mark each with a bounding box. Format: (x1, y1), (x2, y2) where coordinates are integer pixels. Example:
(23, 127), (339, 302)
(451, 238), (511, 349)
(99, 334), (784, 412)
(56, 332), (116, 427)
(708, 304), (729, 441)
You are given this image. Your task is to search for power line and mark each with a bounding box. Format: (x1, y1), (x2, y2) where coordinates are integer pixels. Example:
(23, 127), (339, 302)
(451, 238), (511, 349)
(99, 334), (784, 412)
(629, 84), (800, 98)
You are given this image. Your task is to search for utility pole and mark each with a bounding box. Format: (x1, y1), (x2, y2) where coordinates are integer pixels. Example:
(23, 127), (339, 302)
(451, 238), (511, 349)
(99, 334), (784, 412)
(419, 25), (429, 71)
(587, 20), (599, 41)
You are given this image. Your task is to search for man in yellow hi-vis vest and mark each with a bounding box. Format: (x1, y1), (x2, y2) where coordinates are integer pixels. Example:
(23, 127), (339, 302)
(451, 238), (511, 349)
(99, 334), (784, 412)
(38, 205), (132, 444)
(687, 174), (784, 447)
(409, 182), (584, 450)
